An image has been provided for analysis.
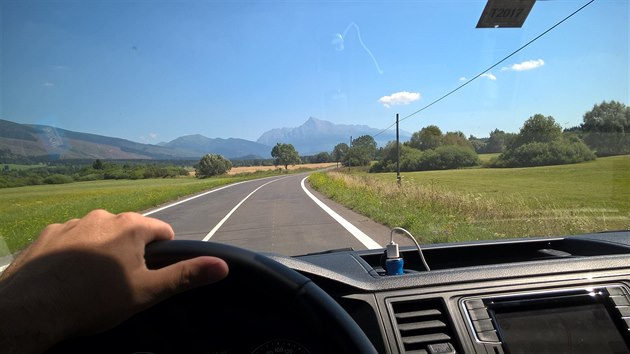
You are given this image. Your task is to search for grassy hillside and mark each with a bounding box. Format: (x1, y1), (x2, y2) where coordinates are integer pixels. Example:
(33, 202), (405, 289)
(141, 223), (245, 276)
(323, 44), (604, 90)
(0, 119), (200, 160)
(309, 155), (630, 244)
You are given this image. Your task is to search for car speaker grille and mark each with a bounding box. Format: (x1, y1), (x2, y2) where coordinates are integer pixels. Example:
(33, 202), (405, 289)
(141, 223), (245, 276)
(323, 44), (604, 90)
(390, 298), (459, 354)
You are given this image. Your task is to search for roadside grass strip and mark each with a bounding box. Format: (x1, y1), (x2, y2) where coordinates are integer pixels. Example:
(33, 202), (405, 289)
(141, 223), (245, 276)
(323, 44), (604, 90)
(308, 156), (630, 244)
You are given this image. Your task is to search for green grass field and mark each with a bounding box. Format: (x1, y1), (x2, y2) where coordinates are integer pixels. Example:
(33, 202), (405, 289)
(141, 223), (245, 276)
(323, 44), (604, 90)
(478, 153), (500, 164)
(309, 155), (630, 244)
(0, 171), (282, 254)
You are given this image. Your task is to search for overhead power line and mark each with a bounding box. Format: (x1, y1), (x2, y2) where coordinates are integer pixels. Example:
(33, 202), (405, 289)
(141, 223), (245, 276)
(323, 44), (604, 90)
(372, 0), (596, 139)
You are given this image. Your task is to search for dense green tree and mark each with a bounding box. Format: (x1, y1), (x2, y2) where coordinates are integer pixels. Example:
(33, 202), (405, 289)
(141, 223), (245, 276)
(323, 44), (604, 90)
(370, 142), (416, 172)
(509, 114), (562, 148)
(408, 125), (442, 151)
(344, 135), (377, 166)
(352, 135), (377, 155)
(492, 114), (595, 167)
(310, 152), (331, 163)
(483, 129), (516, 153)
(271, 143), (301, 170)
(442, 131), (474, 150)
(92, 159), (104, 170)
(582, 100), (629, 133)
(581, 100), (630, 156)
(468, 135), (488, 153)
(331, 143), (349, 164)
(195, 154), (232, 178)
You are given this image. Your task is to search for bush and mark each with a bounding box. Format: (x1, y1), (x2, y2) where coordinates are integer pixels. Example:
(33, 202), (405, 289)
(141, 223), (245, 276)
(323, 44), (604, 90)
(195, 154), (232, 178)
(370, 144), (422, 172)
(76, 173), (103, 182)
(418, 145), (479, 170)
(491, 140), (596, 167)
(370, 144), (479, 172)
(43, 174), (74, 184)
(583, 132), (630, 156)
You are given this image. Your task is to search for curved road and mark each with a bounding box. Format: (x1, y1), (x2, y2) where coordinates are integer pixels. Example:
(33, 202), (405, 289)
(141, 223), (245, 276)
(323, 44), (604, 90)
(144, 172), (403, 256)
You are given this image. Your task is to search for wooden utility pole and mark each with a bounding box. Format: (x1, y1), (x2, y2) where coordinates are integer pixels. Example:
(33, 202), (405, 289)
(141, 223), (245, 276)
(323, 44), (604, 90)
(396, 113), (401, 186)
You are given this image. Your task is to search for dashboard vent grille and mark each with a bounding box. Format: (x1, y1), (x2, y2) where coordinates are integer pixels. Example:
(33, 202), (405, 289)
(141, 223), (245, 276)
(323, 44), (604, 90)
(391, 298), (459, 353)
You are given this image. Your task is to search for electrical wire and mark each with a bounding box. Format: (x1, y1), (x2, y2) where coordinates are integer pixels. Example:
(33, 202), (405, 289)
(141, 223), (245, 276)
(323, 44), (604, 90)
(391, 227), (430, 271)
(372, 0), (596, 139)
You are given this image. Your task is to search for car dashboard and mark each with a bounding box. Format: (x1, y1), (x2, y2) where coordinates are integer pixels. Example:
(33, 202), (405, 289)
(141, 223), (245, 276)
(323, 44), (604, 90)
(271, 231), (630, 353)
(48, 231), (630, 354)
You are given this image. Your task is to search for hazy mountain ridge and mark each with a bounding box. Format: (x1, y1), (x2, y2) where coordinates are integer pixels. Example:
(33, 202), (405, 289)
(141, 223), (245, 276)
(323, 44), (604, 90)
(0, 117), (408, 161)
(257, 117), (410, 155)
(0, 119), (200, 160)
(160, 134), (271, 159)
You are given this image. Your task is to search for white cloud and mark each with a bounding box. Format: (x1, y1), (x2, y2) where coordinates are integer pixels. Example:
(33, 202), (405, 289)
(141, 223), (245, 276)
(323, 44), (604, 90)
(42, 82), (55, 87)
(459, 77), (467, 82)
(480, 72), (497, 80)
(502, 59), (545, 71)
(378, 91), (421, 108)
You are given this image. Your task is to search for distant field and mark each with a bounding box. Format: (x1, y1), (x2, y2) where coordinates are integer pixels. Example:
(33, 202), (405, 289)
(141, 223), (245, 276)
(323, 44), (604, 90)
(478, 153), (500, 164)
(309, 155), (630, 244)
(228, 162), (336, 175)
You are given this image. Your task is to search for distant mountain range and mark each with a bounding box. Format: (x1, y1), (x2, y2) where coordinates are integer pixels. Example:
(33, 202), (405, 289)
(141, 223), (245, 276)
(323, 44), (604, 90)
(157, 134), (270, 159)
(0, 117), (410, 161)
(258, 117), (410, 155)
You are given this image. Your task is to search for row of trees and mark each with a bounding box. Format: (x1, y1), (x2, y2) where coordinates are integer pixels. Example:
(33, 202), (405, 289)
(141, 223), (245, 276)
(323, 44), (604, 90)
(4, 101), (624, 183)
(0, 160), (190, 188)
(469, 100), (629, 157)
(490, 114), (595, 167)
(194, 143), (303, 178)
(370, 127), (480, 172)
(469, 129), (516, 154)
(328, 100), (626, 172)
(569, 100), (630, 156)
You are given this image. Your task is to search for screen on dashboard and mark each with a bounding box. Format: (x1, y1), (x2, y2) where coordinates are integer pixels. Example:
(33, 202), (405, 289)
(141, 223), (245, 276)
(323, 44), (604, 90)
(493, 302), (629, 354)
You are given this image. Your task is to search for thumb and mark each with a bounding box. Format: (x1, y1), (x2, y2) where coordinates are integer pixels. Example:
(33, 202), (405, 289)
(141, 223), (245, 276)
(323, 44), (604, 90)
(142, 256), (229, 305)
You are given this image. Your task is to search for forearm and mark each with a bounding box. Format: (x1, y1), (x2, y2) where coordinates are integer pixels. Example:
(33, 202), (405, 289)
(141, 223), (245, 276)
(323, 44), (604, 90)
(0, 278), (64, 354)
(0, 274), (68, 354)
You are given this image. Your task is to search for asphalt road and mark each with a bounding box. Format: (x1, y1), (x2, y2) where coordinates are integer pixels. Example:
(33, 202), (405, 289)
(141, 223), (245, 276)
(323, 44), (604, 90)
(144, 172), (403, 256)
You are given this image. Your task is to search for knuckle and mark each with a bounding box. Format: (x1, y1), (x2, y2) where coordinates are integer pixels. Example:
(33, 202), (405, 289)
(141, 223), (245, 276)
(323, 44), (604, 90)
(115, 211), (139, 224)
(87, 209), (110, 218)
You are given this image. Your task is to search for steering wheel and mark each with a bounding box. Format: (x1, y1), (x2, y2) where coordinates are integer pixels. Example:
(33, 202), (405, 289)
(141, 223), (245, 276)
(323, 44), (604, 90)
(47, 240), (377, 354)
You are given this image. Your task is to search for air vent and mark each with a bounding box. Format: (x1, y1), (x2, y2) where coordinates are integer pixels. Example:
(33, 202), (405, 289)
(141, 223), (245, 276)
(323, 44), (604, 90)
(390, 298), (459, 353)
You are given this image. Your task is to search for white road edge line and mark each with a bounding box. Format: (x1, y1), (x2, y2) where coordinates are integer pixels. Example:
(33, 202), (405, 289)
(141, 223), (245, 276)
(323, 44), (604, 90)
(202, 176), (289, 241)
(300, 176), (381, 250)
(0, 176), (284, 275)
(142, 181), (251, 216)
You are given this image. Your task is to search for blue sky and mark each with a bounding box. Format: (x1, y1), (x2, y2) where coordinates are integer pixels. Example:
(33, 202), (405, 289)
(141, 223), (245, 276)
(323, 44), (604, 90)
(1, 0), (628, 144)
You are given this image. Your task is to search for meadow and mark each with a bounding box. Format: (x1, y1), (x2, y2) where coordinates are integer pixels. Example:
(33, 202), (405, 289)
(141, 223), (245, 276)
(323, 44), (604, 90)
(309, 155), (630, 244)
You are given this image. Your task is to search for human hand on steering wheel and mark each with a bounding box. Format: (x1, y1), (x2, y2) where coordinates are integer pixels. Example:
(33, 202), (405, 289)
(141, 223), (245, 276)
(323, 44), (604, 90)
(0, 209), (229, 354)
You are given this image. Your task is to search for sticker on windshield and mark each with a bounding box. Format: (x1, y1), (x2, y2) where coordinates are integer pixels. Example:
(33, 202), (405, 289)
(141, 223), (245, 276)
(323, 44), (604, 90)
(476, 0), (536, 28)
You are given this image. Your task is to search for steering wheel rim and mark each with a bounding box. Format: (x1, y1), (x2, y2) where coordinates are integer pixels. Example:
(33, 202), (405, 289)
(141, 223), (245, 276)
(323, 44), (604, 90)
(48, 240), (377, 354)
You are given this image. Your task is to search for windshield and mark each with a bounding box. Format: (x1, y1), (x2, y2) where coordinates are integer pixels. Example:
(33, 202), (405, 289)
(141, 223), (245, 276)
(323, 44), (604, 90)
(1, 0), (628, 260)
